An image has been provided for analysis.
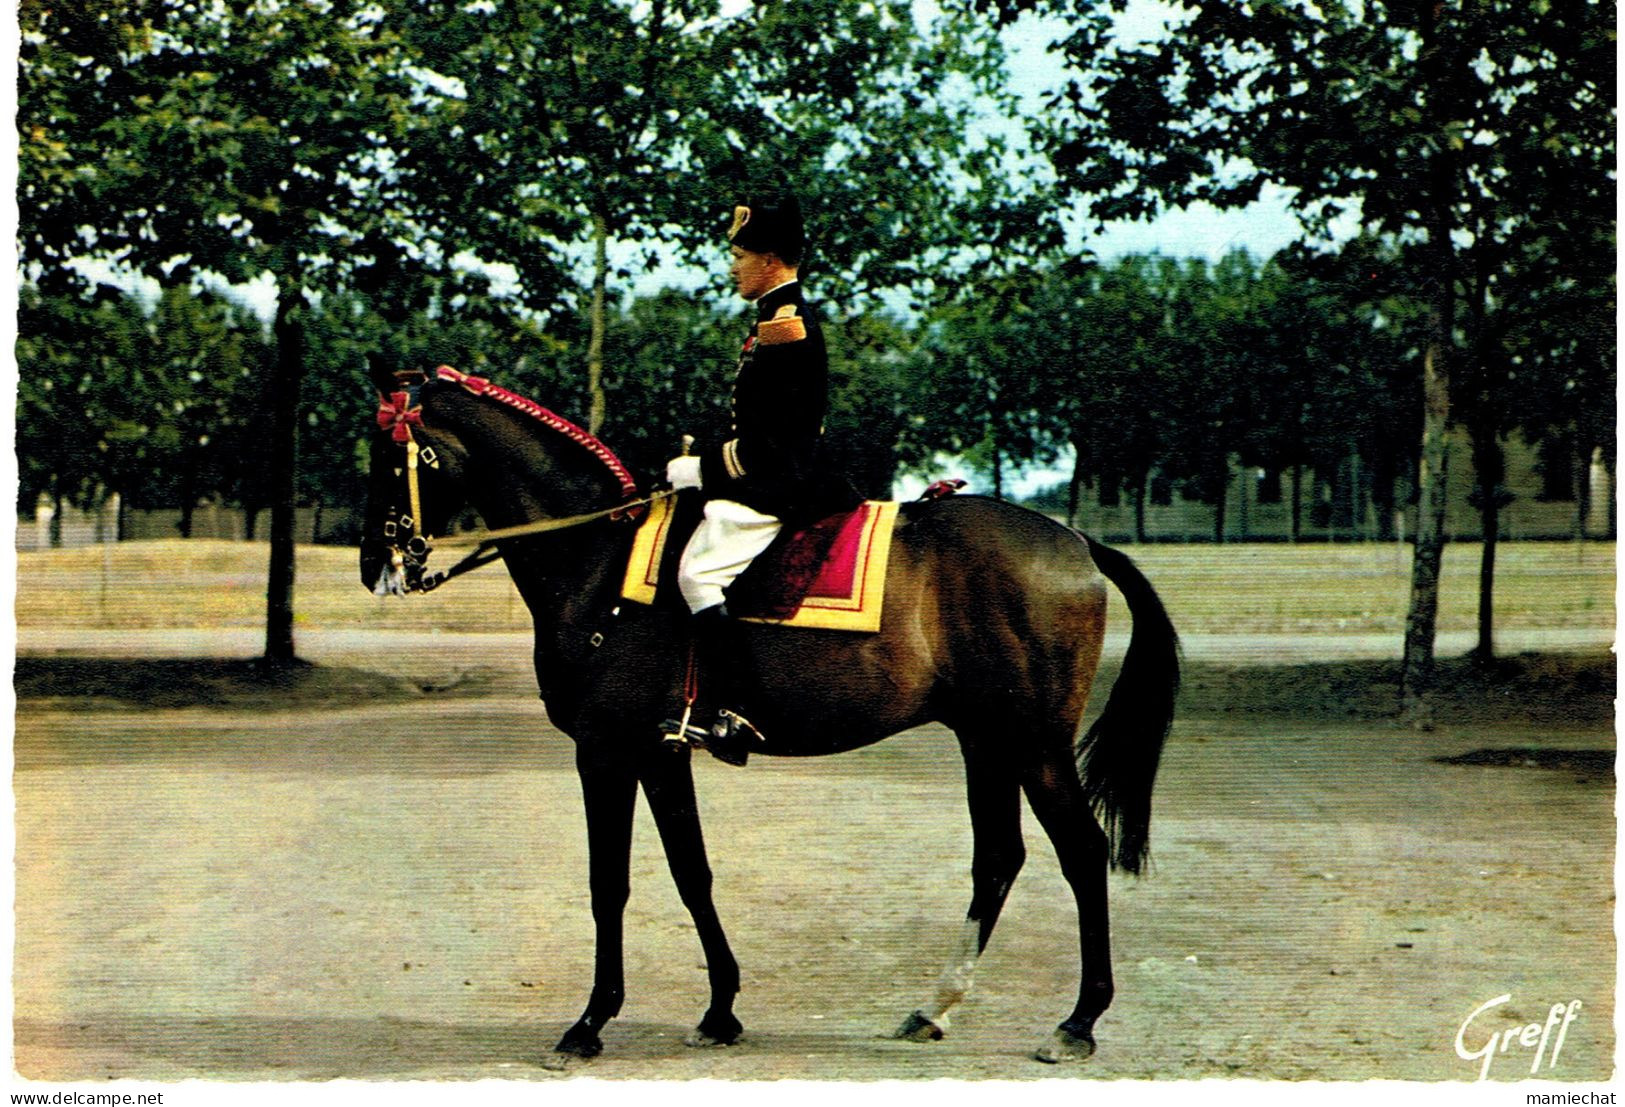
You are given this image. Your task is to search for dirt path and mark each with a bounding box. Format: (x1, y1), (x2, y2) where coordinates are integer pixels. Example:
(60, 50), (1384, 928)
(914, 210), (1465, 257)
(11, 633), (1616, 1084)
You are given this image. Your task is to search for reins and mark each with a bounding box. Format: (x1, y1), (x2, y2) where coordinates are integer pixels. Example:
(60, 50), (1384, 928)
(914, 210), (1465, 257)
(414, 489), (674, 591)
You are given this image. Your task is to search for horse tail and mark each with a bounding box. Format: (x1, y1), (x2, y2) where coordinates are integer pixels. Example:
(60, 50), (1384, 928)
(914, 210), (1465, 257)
(1073, 534), (1181, 876)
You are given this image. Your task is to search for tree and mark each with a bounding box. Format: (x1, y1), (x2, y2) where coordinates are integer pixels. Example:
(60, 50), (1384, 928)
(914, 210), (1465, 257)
(1059, 255), (1185, 539)
(20, 0), (464, 662)
(1160, 254), (1256, 542)
(1238, 243), (1420, 543)
(16, 284), (149, 539)
(400, 0), (1027, 436)
(906, 263), (1072, 500)
(995, 0), (1615, 722)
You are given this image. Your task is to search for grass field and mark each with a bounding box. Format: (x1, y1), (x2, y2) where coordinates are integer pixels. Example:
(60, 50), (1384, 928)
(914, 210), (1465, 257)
(15, 536), (1615, 637)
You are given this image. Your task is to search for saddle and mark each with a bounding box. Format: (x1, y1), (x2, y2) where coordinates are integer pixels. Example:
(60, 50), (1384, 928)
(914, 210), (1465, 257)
(621, 494), (900, 632)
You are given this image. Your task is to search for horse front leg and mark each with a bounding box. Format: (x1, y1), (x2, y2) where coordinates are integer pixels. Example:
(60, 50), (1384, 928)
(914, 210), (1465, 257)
(640, 742), (743, 1047)
(555, 740), (638, 1060)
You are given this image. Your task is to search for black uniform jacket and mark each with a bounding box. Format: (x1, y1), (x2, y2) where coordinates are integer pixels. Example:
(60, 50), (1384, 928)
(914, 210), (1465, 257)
(698, 281), (860, 523)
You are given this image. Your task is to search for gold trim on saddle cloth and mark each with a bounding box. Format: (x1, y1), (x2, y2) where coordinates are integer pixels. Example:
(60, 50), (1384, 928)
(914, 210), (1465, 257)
(621, 491), (678, 605)
(619, 498), (900, 633)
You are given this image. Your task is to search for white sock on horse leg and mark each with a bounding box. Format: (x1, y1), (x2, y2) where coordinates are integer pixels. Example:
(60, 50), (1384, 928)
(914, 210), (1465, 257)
(917, 917), (985, 1028)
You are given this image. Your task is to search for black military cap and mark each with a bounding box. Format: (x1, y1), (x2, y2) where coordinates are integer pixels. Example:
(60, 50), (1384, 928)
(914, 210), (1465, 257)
(727, 191), (805, 266)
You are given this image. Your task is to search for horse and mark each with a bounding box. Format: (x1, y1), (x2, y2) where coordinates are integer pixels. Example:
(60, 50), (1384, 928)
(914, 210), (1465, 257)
(359, 363), (1180, 1065)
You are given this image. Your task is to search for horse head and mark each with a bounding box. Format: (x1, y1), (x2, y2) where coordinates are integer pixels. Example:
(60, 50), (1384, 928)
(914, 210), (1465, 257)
(358, 360), (644, 596)
(359, 360), (474, 595)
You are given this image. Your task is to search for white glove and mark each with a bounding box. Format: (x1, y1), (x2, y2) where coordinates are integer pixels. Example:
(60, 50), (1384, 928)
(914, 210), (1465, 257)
(666, 455), (703, 490)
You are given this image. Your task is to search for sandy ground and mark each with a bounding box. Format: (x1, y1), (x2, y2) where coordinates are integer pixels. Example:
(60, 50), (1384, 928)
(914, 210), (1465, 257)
(11, 629), (1616, 1084)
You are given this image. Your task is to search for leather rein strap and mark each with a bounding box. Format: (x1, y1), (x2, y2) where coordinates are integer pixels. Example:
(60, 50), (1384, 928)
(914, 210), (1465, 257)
(419, 490), (673, 591)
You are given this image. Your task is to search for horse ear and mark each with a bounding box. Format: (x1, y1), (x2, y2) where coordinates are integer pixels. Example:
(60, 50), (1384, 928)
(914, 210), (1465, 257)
(366, 352), (426, 394)
(366, 353), (398, 393)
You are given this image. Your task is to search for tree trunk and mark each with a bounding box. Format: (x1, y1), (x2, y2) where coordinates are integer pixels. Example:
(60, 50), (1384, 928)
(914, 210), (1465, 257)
(50, 486), (62, 549)
(1607, 453), (1617, 540)
(1133, 472), (1147, 543)
(1211, 464), (1228, 544)
(1290, 462), (1302, 543)
(1400, 308), (1452, 725)
(1574, 443), (1590, 541)
(1463, 253), (1501, 665)
(1370, 451), (1398, 541)
(1475, 500), (1498, 662)
(1399, 0), (1459, 728)
(1468, 420), (1504, 664)
(1066, 441), (1085, 529)
(586, 209), (610, 435)
(264, 279), (305, 665)
(178, 458), (197, 539)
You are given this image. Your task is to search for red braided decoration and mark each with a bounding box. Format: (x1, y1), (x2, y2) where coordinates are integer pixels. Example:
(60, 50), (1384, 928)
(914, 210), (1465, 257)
(434, 365), (640, 501)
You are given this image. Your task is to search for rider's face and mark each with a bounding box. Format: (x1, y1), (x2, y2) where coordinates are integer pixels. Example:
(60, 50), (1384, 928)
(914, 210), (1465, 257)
(729, 246), (778, 302)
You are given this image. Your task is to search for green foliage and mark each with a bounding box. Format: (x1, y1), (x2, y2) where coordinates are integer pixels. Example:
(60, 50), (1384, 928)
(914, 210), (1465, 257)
(592, 290), (917, 499)
(991, 0), (1613, 682)
(994, 0), (1614, 468)
(16, 282), (272, 523)
(20, 1), (455, 297)
(401, 0), (1025, 303)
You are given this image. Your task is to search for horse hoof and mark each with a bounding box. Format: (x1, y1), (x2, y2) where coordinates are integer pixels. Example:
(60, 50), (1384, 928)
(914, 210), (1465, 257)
(685, 1011), (743, 1047)
(553, 1026), (603, 1060)
(1033, 1024), (1096, 1064)
(892, 1010), (946, 1042)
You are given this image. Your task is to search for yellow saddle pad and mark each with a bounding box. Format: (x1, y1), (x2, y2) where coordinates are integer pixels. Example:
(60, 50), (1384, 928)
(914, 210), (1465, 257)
(621, 496), (899, 633)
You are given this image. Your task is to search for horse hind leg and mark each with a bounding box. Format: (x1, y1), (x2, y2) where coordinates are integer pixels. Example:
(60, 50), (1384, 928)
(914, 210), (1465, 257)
(1021, 744), (1113, 1063)
(894, 742), (1025, 1042)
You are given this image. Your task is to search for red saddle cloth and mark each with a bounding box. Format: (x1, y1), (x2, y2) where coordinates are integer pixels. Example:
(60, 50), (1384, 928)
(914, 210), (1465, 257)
(621, 497), (900, 633)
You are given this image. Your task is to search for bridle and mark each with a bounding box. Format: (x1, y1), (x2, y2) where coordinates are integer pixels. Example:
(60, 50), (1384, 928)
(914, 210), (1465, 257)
(372, 365), (669, 595)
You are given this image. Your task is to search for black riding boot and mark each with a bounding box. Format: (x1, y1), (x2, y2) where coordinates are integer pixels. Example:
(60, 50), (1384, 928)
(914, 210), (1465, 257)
(662, 604), (764, 766)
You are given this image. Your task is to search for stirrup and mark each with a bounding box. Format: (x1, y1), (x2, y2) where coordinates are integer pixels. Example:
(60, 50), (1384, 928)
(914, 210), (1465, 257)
(660, 721), (712, 750)
(713, 709), (766, 745)
(661, 701), (711, 751)
(705, 710), (767, 766)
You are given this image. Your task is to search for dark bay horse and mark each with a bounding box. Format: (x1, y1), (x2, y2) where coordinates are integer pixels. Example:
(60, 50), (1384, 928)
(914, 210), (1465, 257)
(359, 365), (1180, 1065)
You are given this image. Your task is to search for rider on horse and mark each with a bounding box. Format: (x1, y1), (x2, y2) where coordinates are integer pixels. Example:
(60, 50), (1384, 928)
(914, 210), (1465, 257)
(662, 188), (858, 761)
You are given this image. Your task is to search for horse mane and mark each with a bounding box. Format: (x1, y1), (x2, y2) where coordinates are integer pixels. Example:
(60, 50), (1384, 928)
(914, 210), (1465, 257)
(431, 365), (640, 501)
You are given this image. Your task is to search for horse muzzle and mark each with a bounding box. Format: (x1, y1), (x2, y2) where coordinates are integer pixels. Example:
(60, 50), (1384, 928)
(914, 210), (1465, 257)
(372, 550), (410, 597)
(363, 513), (435, 597)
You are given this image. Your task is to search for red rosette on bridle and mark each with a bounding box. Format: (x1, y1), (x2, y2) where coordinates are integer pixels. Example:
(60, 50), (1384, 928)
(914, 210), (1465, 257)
(377, 391), (423, 443)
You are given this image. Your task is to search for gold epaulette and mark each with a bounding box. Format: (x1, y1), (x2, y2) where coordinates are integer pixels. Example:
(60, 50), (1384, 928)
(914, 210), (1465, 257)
(757, 303), (807, 346)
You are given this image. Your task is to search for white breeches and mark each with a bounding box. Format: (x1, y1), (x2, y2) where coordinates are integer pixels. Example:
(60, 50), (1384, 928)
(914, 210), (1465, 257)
(678, 498), (782, 613)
